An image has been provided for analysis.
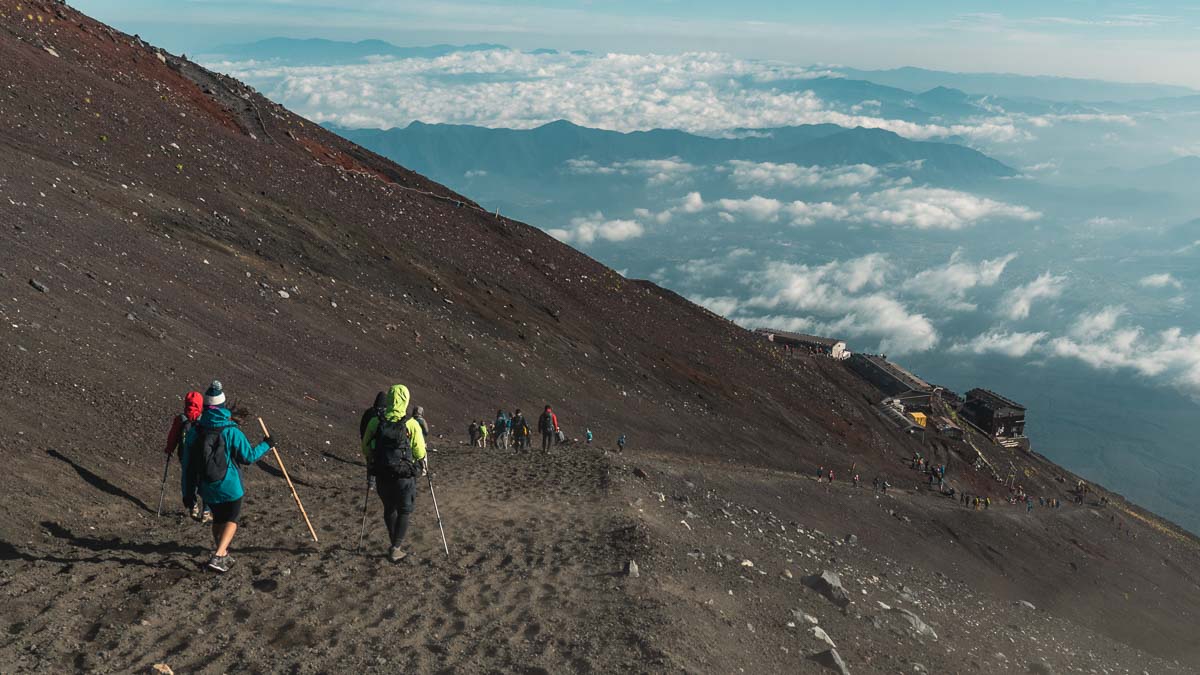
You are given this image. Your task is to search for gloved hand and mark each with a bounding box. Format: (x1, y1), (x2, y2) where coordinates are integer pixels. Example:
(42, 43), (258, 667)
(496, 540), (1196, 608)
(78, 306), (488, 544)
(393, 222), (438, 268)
(418, 458), (429, 476)
(263, 435), (275, 447)
(367, 473), (376, 489)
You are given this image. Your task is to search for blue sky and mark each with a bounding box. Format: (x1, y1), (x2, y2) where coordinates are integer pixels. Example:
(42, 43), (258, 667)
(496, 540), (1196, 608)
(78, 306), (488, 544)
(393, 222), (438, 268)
(74, 0), (1200, 86)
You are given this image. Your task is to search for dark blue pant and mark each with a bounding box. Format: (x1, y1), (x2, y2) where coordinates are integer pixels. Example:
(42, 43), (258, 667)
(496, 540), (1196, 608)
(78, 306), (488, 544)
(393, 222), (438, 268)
(376, 474), (416, 548)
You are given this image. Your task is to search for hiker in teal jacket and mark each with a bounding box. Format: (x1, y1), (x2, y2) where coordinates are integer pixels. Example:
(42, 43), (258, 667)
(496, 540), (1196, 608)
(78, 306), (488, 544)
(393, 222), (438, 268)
(180, 380), (272, 573)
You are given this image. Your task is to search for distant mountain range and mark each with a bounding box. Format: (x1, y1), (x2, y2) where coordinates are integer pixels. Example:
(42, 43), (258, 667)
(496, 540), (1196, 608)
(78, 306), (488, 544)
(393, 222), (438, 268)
(835, 66), (1198, 102)
(333, 119), (1014, 184)
(204, 38), (506, 64)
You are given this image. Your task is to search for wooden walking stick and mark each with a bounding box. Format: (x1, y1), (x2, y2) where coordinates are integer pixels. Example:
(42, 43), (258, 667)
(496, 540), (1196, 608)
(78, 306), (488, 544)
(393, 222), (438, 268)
(258, 417), (319, 543)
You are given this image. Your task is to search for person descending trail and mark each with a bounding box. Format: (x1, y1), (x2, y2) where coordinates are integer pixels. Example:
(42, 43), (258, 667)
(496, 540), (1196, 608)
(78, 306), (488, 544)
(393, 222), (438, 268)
(181, 380), (273, 573)
(361, 384), (428, 562)
(494, 410), (510, 450)
(617, 434), (626, 452)
(360, 391), (386, 440)
(586, 428), (593, 444)
(414, 406), (430, 437)
(468, 420), (480, 447)
(511, 410), (529, 450)
(480, 421), (489, 448)
(164, 390), (208, 521)
(538, 405), (559, 452)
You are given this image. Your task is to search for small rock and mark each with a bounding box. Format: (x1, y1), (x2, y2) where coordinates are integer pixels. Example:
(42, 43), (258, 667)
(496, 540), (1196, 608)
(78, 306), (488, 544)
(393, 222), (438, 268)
(912, 664), (927, 674)
(887, 607), (938, 640)
(126, 313), (136, 321)
(626, 560), (639, 578)
(29, 279), (49, 293)
(812, 625), (836, 648)
(1018, 600), (1036, 611)
(740, 560), (754, 568)
(278, 290), (290, 299)
(809, 647), (850, 675)
(652, 492), (666, 503)
(783, 569), (793, 579)
(150, 665), (174, 675)
(791, 609), (819, 625)
(844, 534), (858, 545)
(632, 467), (648, 479)
(802, 570), (851, 608)
(1027, 662), (1055, 675)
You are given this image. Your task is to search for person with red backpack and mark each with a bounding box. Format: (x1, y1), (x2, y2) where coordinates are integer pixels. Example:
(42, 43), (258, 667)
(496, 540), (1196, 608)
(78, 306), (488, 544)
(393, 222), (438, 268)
(361, 384), (428, 562)
(163, 391), (210, 521)
(180, 380), (273, 573)
(538, 405), (559, 452)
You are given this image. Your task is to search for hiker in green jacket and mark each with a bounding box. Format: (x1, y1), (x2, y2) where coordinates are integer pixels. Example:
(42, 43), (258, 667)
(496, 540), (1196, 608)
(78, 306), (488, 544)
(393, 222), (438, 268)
(180, 381), (272, 573)
(361, 384), (428, 562)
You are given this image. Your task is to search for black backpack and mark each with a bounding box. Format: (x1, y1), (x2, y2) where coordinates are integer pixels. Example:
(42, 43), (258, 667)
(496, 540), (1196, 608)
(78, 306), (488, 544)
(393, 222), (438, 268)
(540, 411), (553, 431)
(374, 417), (415, 478)
(188, 426), (230, 484)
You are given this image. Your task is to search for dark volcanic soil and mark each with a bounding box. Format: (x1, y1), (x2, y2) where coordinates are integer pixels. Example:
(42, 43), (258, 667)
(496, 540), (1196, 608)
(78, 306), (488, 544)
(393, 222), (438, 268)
(2, 2), (1200, 673)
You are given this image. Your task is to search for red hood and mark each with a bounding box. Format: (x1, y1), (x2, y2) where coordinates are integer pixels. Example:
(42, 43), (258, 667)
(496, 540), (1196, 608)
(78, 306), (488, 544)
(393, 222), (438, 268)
(184, 391), (203, 422)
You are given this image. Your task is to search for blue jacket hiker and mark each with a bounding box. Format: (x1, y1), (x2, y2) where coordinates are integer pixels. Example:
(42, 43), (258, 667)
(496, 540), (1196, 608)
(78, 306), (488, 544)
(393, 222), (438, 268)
(180, 380), (273, 574)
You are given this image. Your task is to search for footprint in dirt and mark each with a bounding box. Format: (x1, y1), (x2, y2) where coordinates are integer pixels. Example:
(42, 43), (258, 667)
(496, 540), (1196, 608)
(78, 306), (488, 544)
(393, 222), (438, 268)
(252, 578), (278, 593)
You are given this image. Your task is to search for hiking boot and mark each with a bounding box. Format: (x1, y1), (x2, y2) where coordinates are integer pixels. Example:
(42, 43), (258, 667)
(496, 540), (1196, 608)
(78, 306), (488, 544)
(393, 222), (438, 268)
(190, 503), (202, 520)
(201, 510), (213, 524)
(207, 554), (235, 573)
(389, 547), (407, 563)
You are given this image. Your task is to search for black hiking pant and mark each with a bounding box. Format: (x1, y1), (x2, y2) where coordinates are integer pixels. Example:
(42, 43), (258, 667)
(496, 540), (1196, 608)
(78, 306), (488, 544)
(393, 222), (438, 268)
(376, 473), (416, 549)
(542, 431), (554, 451)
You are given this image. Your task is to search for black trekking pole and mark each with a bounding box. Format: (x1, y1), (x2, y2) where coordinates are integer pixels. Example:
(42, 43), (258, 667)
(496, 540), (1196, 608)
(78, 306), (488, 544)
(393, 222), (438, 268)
(156, 453), (171, 517)
(356, 473), (372, 551)
(426, 470), (450, 556)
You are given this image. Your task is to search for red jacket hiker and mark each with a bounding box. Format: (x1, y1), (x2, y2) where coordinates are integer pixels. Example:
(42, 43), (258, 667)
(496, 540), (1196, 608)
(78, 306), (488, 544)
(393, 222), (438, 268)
(164, 391), (203, 456)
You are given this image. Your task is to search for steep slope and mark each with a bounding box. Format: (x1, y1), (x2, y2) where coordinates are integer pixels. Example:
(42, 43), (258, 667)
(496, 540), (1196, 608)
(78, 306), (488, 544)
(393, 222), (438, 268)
(2, 3), (1200, 673)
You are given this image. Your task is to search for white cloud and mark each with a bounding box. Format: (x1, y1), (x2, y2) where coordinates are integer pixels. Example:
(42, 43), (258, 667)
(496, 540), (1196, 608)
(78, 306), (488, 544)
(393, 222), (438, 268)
(1072, 306), (1125, 340)
(690, 295), (740, 316)
(680, 191), (706, 214)
(1000, 272), (1067, 320)
(850, 187), (1041, 230)
(743, 256), (937, 354)
(1050, 313), (1200, 397)
(566, 156), (697, 185)
(705, 186), (1037, 230)
(212, 49), (1023, 141)
(547, 211), (645, 245)
(904, 250), (1017, 310)
(726, 160), (880, 190)
(951, 330), (1048, 357)
(1139, 273), (1183, 290)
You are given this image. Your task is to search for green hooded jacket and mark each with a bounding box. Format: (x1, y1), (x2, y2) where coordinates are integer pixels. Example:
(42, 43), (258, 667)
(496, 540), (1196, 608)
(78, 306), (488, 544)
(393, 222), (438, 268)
(360, 384), (427, 464)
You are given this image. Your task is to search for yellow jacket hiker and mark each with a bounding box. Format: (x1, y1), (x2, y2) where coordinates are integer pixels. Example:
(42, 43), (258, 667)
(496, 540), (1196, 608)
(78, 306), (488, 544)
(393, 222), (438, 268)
(359, 384), (427, 562)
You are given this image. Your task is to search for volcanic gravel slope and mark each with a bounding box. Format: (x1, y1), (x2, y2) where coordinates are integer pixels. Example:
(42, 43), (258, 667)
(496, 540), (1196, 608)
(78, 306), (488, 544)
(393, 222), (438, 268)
(1, 2), (1199, 673)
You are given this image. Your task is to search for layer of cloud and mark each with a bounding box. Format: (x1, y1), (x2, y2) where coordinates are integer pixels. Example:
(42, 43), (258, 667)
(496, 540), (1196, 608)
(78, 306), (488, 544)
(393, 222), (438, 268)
(904, 250), (1018, 310)
(1139, 272), (1183, 289)
(1000, 272), (1067, 320)
(566, 157), (697, 185)
(212, 49), (1024, 141)
(950, 330), (1048, 357)
(546, 212), (644, 245)
(706, 186), (1039, 229)
(1051, 309), (1200, 397)
(725, 160), (880, 190)
(743, 255), (938, 354)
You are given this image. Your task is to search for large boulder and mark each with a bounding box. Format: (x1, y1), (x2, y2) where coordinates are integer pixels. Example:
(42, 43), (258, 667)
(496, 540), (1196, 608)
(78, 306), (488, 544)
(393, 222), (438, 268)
(887, 607), (938, 640)
(803, 570), (851, 608)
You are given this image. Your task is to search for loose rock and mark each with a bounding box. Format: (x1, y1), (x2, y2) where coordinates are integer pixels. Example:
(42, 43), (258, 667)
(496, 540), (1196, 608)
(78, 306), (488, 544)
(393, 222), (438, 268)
(802, 570), (851, 608)
(809, 647), (850, 675)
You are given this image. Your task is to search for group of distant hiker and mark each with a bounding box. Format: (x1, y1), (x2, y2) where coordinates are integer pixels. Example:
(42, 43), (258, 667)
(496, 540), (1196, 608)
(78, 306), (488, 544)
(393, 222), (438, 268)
(465, 407), (624, 452)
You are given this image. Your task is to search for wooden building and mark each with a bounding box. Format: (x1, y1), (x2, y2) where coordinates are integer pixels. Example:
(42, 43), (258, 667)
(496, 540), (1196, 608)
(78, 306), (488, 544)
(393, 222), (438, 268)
(961, 388), (1026, 438)
(846, 353), (933, 409)
(756, 329), (847, 359)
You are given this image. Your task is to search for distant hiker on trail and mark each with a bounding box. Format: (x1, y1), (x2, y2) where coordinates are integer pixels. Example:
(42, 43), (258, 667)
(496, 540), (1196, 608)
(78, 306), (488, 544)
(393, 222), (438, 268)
(827, 469), (835, 483)
(538, 405), (559, 451)
(360, 391), (386, 440)
(180, 381), (273, 573)
(414, 406), (430, 437)
(817, 466), (824, 482)
(164, 390), (209, 521)
(586, 428), (593, 444)
(468, 421), (480, 447)
(480, 422), (490, 448)
(853, 473), (860, 488)
(495, 410), (510, 450)
(617, 434), (627, 452)
(361, 384), (428, 562)
(512, 410), (529, 450)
